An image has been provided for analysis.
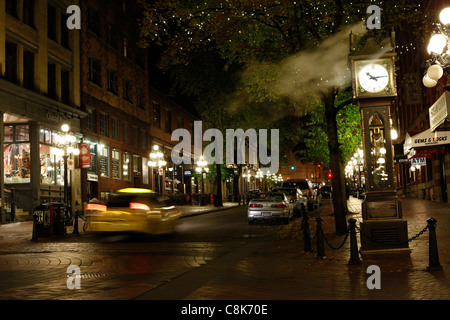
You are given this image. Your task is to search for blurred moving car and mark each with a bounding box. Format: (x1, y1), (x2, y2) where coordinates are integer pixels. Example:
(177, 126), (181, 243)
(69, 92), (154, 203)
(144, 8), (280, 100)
(273, 187), (307, 217)
(281, 179), (319, 210)
(247, 192), (293, 224)
(319, 185), (333, 199)
(84, 188), (181, 235)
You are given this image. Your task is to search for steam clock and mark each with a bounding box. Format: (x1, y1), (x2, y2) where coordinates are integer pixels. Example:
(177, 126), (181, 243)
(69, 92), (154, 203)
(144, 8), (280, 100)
(349, 34), (409, 254)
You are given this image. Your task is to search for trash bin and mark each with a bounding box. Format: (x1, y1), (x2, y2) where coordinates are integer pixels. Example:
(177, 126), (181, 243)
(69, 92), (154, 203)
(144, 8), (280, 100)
(32, 203), (69, 237)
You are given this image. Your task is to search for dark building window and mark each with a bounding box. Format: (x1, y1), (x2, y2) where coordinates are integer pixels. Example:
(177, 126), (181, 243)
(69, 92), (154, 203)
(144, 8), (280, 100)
(5, 42), (17, 84)
(123, 122), (130, 144)
(132, 126), (139, 147)
(86, 108), (97, 132)
(153, 102), (161, 128)
(89, 58), (101, 86)
(23, 50), (35, 90)
(112, 118), (121, 140)
(177, 117), (184, 129)
(106, 24), (117, 49)
(137, 88), (145, 110)
(107, 69), (118, 94)
(100, 113), (109, 137)
(122, 35), (128, 57)
(88, 7), (101, 36)
(61, 12), (70, 49)
(47, 4), (57, 41)
(23, 0), (35, 28)
(5, 0), (17, 17)
(123, 79), (132, 102)
(165, 109), (172, 134)
(61, 70), (70, 105)
(47, 63), (56, 99)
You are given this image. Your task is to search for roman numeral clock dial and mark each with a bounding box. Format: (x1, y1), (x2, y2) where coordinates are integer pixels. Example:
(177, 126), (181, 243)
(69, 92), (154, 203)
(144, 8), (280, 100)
(358, 64), (389, 93)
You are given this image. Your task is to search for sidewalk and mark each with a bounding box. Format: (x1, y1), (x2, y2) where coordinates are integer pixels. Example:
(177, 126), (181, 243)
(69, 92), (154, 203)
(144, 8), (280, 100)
(183, 196), (450, 300)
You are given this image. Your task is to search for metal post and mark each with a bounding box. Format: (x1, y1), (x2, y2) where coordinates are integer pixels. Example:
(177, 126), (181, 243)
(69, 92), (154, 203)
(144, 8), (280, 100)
(63, 154), (69, 206)
(302, 212), (313, 253)
(315, 217), (327, 259)
(31, 212), (39, 242)
(73, 210), (79, 235)
(10, 187), (15, 222)
(426, 218), (443, 271)
(348, 218), (362, 265)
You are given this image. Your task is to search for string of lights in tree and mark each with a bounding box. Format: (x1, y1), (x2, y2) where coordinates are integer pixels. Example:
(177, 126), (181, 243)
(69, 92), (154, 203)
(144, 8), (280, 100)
(422, 7), (450, 90)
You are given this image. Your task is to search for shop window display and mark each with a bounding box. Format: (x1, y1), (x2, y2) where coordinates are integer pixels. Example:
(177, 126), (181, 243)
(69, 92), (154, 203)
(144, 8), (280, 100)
(3, 124), (31, 184)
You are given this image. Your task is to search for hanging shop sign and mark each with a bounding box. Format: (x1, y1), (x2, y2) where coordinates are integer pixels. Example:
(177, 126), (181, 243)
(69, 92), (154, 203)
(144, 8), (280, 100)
(411, 157), (426, 167)
(404, 129), (450, 155)
(429, 91), (450, 132)
(78, 143), (91, 169)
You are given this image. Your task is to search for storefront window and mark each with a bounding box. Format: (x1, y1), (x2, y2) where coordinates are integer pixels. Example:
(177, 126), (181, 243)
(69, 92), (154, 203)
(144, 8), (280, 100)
(123, 152), (130, 181)
(4, 126), (14, 142)
(39, 144), (64, 185)
(15, 125), (29, 141)
(99, 145), (110, 177)
(39, 126), (52, 144)
(3, 124), (30, 184)
(4, 143), (31, 183)
(88, 144), (98, 177)
(112, 149), (121, 179)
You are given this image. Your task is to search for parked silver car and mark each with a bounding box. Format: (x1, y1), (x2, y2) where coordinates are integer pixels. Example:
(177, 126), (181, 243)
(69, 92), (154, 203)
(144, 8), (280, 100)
(273, 187), (308, 217)
(247, 192), (293, 224)
(281, 179), (320, 210)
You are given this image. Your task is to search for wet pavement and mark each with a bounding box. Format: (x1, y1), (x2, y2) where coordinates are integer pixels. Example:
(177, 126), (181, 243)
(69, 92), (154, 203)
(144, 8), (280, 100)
(0, 197), (449, 302)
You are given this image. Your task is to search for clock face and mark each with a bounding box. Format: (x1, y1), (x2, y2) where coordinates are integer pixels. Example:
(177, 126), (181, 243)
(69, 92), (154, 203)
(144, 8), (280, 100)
(358, 64), (389, 93)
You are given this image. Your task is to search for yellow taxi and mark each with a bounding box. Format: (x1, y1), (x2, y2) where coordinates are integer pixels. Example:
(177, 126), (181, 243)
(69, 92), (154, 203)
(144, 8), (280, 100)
(84, 188), (181, 235)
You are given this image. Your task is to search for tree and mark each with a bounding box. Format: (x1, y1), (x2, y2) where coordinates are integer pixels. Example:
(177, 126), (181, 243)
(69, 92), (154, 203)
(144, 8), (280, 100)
(138, 0), (429, 233)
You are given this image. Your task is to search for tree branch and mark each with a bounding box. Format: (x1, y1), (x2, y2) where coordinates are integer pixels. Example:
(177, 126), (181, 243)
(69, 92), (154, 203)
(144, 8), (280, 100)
(335, 98), (354, 114)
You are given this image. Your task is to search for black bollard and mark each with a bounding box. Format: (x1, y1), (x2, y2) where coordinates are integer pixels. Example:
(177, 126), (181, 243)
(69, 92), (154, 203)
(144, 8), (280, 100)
(315, 217), (327, 259)
(348, 218), (361, 265)
(31, 213), (39, 242)
(302, 212), (313, 253)
(426, 218), (443, 271)
(73, 210), (79, 235)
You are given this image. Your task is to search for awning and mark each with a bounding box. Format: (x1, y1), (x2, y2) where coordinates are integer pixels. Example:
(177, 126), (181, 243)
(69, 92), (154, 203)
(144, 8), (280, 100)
(410, 146), (445, 159)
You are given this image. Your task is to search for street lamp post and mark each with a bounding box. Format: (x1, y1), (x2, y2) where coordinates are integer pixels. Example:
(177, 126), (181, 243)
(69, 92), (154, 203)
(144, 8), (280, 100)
(422, 7), (450, 91)
(54, 124), (79, 207)
(149, 145), (166, 194)
(195, 156), (208, 206)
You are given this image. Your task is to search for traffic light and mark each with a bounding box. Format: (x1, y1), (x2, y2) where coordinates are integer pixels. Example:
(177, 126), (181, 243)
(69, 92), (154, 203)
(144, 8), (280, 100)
(327, 172), (332, 179)
(290, 165), (295, 170)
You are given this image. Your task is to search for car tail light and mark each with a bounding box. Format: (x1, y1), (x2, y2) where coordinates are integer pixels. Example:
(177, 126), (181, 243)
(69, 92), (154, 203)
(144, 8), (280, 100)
(129, 202), (150, 211)
(249, 204), (263, 208)
(271, 204), (287, 208)
(85, 203), (107, 212)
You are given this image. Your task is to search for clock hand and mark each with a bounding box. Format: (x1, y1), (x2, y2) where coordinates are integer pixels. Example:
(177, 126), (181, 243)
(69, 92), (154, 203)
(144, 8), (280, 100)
(373, 75), (387, 79)
(366, 72), (378, 81)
